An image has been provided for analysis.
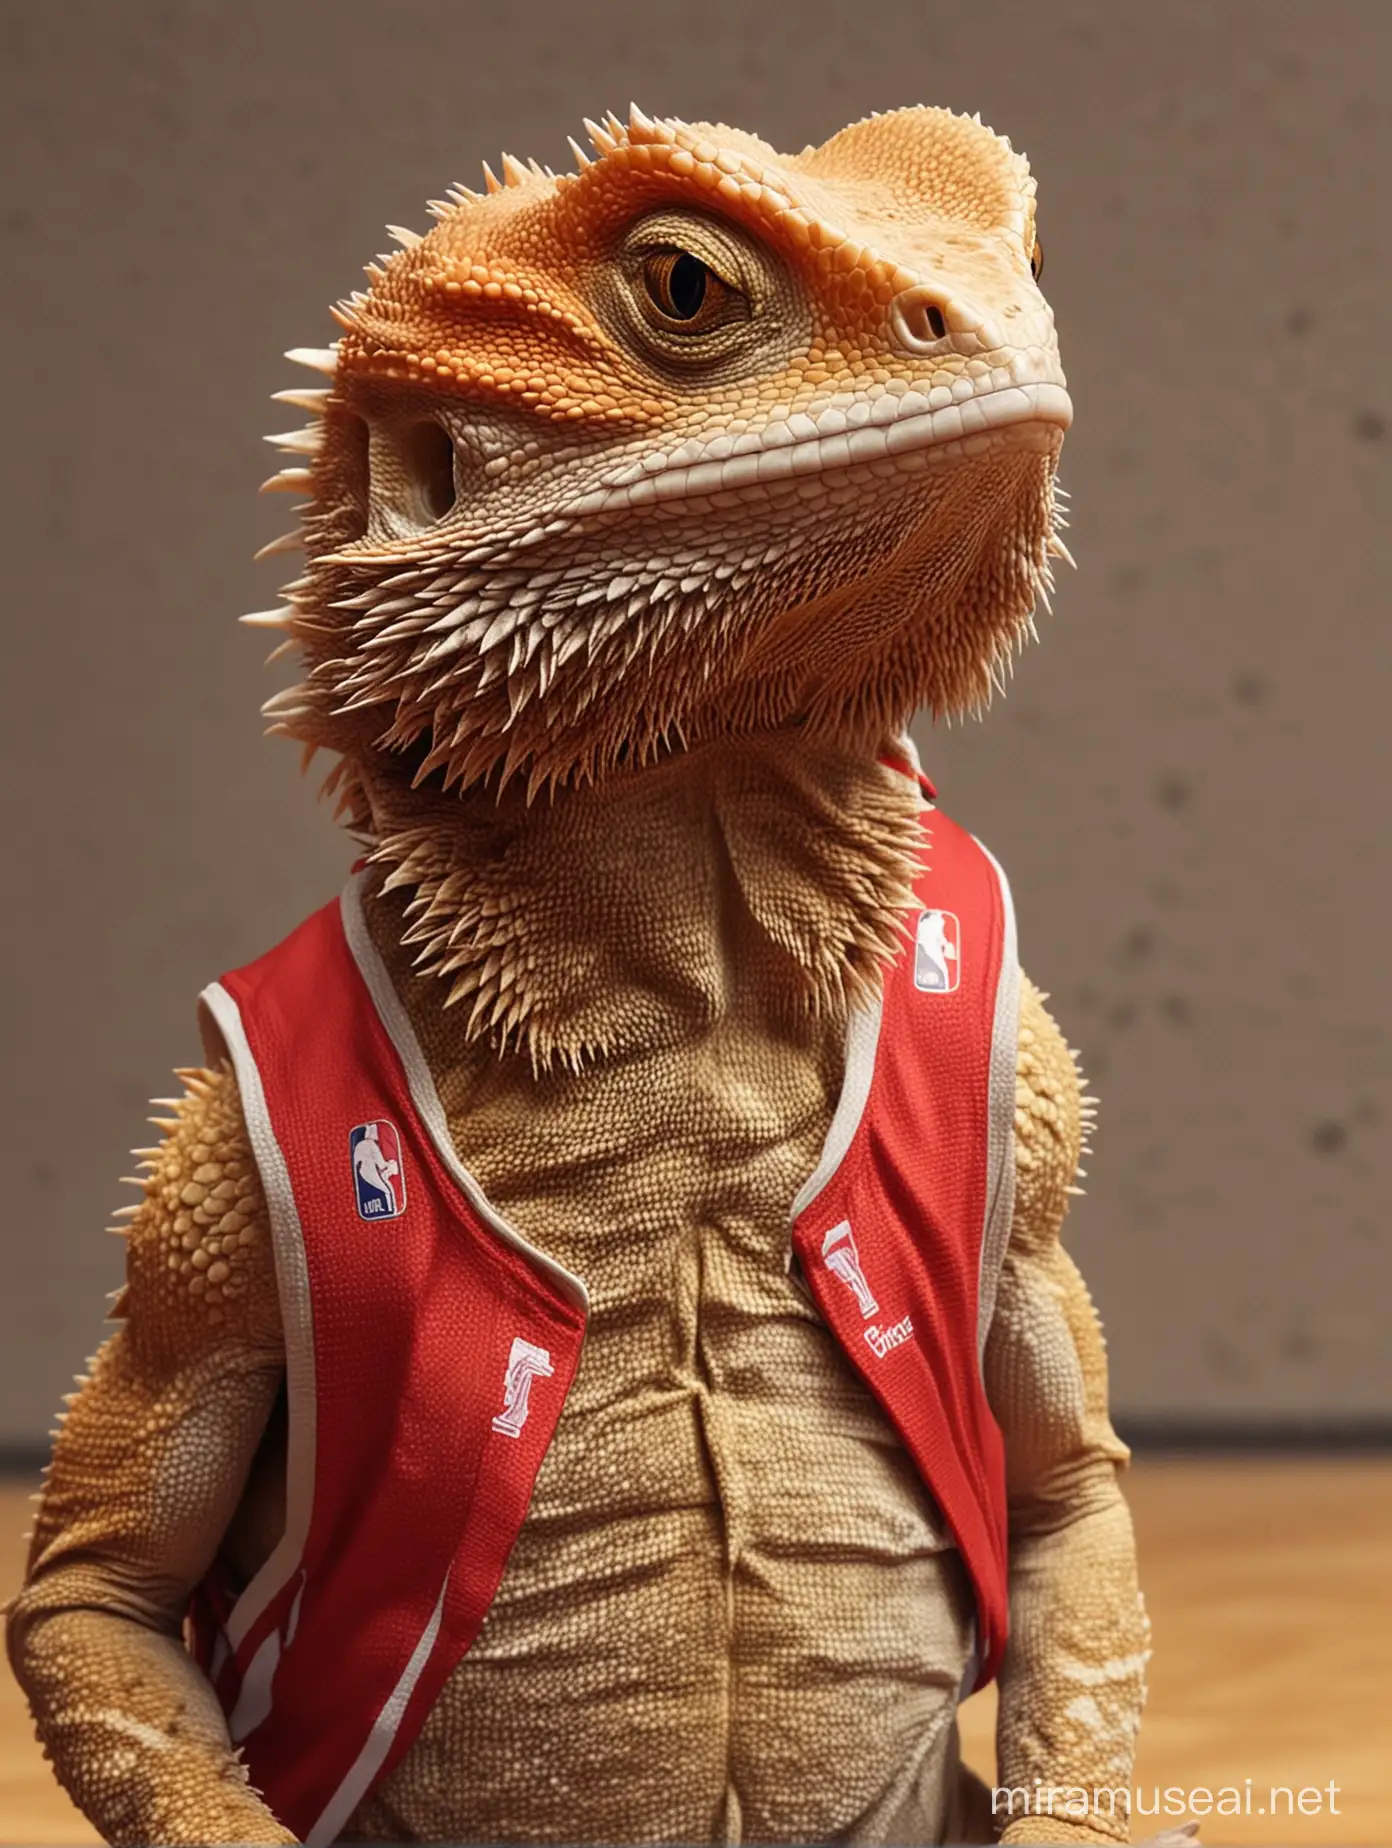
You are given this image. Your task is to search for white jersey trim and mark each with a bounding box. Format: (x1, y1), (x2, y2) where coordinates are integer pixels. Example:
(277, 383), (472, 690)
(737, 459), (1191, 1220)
(227, 1627), (280, 1744)
(304, 1568), (451, 1848)
(790, 788), (932, 1225)
(339, 873), (590, 1316)
(789, 997), (885, 1222)
(198, 980), (318, 1655)
(891, 728), (926, 777)
(974, 841), (1021, 1355)
(786, 747), (923, 1224)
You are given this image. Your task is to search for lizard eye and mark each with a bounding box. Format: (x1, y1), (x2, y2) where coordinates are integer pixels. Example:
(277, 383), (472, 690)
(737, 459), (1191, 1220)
(640, 248), (742, 333)
(1030, 239), (1044, 283)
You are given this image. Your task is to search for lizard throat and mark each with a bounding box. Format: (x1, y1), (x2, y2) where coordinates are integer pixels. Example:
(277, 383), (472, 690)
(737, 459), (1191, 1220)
(358, 735), (927, 1072)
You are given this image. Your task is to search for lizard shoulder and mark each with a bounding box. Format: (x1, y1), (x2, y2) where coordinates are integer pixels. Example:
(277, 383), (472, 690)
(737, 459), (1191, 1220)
(20, 1064), (284, 1586)
(118, 1062), (283, 1363)
(1010, 975), (1092, 1258)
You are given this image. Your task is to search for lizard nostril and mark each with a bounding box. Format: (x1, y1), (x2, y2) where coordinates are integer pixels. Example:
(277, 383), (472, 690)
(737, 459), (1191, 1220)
(889, 285), (953, 354)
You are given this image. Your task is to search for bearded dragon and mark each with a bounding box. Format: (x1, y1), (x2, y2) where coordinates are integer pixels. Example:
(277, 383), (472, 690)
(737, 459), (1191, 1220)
(7, 106), (1153, 1846)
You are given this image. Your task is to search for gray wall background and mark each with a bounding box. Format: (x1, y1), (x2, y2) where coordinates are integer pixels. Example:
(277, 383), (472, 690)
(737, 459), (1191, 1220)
(1, 0), (1387, 1447)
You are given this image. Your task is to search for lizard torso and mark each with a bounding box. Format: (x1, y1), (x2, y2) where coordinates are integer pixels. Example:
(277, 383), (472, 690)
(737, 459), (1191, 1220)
(345, 746), (974, 1845)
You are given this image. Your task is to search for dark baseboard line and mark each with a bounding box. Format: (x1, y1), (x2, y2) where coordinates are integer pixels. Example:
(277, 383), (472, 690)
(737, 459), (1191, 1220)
(1, 1423), (1390, 1480)
(0, 1445), (49, 1479)
(1114, 1417), (1392, 1454)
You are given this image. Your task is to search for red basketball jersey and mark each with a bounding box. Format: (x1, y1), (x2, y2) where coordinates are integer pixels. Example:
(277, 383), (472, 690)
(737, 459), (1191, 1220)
(190, 795), (1019, 1844)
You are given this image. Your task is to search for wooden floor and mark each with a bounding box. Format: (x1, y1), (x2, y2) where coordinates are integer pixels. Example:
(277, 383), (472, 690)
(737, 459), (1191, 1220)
(1, 1459), (1388, 1844)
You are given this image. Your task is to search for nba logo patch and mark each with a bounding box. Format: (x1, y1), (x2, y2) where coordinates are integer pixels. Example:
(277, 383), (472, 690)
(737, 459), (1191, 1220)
(349, 1119), (406, 1221)
(913, 908), (961, 993)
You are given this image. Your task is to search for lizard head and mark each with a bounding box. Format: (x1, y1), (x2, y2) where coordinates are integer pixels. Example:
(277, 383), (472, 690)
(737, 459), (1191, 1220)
(256, 105), (1070, 810)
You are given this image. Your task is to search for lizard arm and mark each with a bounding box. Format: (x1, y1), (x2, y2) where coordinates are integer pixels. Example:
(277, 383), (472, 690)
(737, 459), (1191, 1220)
(4, 1065), (296, 1846)
(986, 979), (1149, 1845)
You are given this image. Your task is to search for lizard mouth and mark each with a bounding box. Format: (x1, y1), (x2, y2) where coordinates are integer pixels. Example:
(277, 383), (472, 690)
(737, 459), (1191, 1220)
(562, 381), (1072, 516)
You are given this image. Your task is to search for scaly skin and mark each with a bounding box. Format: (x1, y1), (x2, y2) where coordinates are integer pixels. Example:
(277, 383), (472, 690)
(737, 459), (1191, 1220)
(8, 105), (1154, 1845)
(991, 997), (1147, 1845)
(5, 1071), (293, 1845)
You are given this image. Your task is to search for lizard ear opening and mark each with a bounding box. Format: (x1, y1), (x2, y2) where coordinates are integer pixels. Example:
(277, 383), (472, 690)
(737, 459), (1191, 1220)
(402, 421), (458, 523)
(364, 418), (459, 541)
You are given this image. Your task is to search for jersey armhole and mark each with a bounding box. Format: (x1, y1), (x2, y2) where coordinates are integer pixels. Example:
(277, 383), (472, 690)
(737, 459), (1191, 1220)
(198, 995), (231, 1069)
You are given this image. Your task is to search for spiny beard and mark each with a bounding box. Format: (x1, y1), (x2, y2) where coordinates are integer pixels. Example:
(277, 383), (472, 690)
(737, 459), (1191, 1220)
(265, 445), (1066, 805)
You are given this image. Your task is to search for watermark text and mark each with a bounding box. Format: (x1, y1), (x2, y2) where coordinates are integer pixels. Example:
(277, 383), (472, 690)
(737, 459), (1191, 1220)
(991, 1779), (1342, 1822)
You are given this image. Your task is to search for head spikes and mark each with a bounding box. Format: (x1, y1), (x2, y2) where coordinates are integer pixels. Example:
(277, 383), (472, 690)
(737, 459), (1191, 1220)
(386, 223), (422, 248)
(566, 134), (592, 172)
(628, 101), (657, 139)
(254, 530), (304, 562)
(264, 427), (323, 455)
(499, 152), (530, 187)
(271, 385), (330, 415)
(480, 160), (503, 195)
(429, 189), (474, 217)
(285, 345), (339, 376)
(583, 115), (620, 156)
(260, 466), (313, 494)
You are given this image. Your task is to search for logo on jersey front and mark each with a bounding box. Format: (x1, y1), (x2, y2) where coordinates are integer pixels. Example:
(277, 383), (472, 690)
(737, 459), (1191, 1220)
(492, 1337), (555, 1439)
(863, 1315), (914, 1359)
(822, 1220), (879, 1317)
(913, 908), (961, 994)
(822, 1219), (915, 1360)
(349, 1119), (407, 1221)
